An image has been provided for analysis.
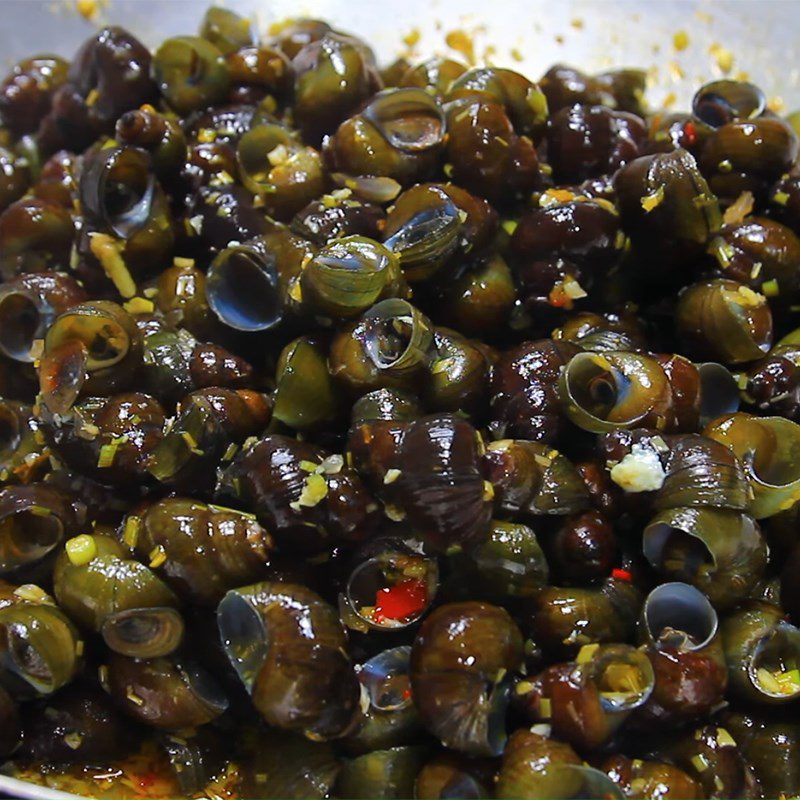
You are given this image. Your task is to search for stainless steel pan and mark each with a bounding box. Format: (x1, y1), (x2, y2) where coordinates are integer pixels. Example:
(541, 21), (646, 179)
(0, 1), (798, 797)
(1, 0), (799, 110)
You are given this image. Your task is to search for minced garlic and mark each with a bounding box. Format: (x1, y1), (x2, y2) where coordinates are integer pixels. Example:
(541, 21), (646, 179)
(610, 444), (665, 492)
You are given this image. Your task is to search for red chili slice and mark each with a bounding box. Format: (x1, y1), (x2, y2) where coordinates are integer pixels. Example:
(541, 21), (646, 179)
(373, 578), (428, 624)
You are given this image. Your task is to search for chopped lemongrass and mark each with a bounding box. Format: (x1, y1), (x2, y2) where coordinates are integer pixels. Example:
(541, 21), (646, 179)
(88, 233), (137, 298)
(66, 535), (97, 566)
(758, 666), (800, 694)
(267, 143), (291, 167)
(538, 697), (552, 718)
(691, 754), (710, 772)
(384, 503), (406, 521)
(63, 732), (83, 750)
(756, 667), (781, 693)
(98, 664), (110, 691)
(97, 443), (118, 468)
(81, 423), (100, 438)
(733, 285), (767, 307)
(431, 356), (456, 375)
(762, 279), (780, 297)
(13, 584), (52, 604)
(384, 468), (402, 484)
(29, 339), (44, 361)
(709, 237), (736, 268)
(126, 687), (145, 706)
(562, 276), (588, 300)
(576, 643), (600, 664)
(123, 297), (154, 314)
(715, 728), (737, 747)
(180, 430), (199, 450)
(207, 504), (256, 520)
(640, 184), (665, 212)
(601, 662), (645, 694)
(28, 504), (51, 517)
(650, 436), (669, 452)
(149, 545), (168, 569)
(122, 516), (141, 548)
(599, 691), (636, 703)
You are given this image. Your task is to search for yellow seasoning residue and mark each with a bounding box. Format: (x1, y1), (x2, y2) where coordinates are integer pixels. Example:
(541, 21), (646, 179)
(297, 473), (328, 507)
(668, 61), (685, 81)
(709, 43), (734, 74)
(673, 30), (690, 51)
(402, 28), (421, 48)
(445, 29), (476, 65)
(769, 95), (786, 113)
(75, 0), (103, 21)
